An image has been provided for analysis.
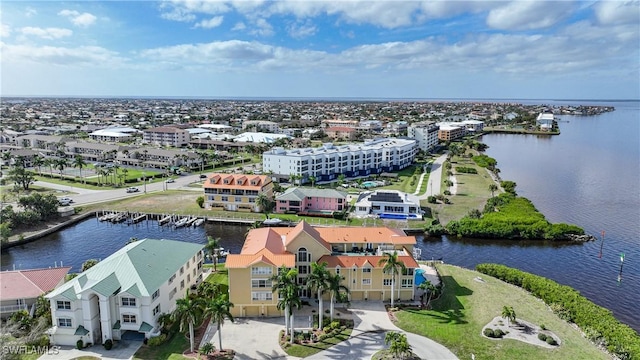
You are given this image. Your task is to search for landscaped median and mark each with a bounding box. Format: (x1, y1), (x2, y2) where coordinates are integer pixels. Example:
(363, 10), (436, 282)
(392, 264), (613, 360)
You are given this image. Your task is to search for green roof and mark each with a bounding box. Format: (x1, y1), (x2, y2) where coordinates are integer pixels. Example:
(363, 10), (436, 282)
(74, 325), (89, 336)
(47, 239), (204, 300)
(139, 322), (153, 332)
(276, 187), (348, 201)
(113, 320), (121, 330)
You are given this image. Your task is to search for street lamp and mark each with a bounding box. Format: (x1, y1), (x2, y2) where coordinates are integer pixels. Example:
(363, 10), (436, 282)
(142, 171), (147, 193)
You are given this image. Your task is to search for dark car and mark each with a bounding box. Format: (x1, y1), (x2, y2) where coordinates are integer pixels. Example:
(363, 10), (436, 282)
(199, 174), (207, 179)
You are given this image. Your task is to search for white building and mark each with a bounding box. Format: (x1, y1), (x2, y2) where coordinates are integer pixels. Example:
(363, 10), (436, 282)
(407, 121), (439, 152)
(45, 239), (204, 346)
(234, 132), (291, 144)
(461, 120), (485, 133)
(197, 124), (234, 134)
(89, 127), (139, 143)
(263, 138), (417, 183)
(354, 190), (422, 219)
(242, 120), (279, 133)
(143, 127), (190, 147)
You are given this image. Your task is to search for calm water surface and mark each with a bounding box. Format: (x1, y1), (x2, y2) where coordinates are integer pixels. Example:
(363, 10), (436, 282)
(2, 101), (638, 331)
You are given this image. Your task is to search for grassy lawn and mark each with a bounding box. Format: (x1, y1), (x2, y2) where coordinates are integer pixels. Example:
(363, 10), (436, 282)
(379, 165), (423, 193)
(394, 264), (609, 360)
(205, 269), (229, 287)
(283, 328), (353, 358)
(133, 332), (189, 360)
(430, 154), (497, 225)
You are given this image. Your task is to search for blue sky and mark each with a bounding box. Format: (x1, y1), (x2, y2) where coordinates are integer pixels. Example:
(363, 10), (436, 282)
(1, 1), (639, 99)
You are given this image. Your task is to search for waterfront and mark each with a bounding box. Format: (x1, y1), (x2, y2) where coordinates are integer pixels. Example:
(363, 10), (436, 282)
(1, 101), (638, 332)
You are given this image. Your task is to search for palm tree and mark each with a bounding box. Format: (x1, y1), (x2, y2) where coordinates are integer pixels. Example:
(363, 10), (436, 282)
(385, 331), (412, 359)
(172, 295), (204, 353)
(337, 174), (346, 187)
(418, 280), (437, 309)
(157, 313), (173, 333)
(256, 192), (272, 219)
(271, 266), (300, 340)
(73, 155), (86, 184)
(307, 262), (330, 329)
(327, 273), (349, 321)
(203, 294), (234, 352)
(309, 175), (316, 188)
(204, 236), (221, 272)
(378, 251), (406, 307)
(197, 281), (221, 299)
(501, 305), (516, 327)
(197, 151), (207, 174)
(112, 164), (121, 185)
(489, 184), (498, 197)
(44, 157), (55, 178)
(55, 158), (68, 179)
(32, 154), (44, 176)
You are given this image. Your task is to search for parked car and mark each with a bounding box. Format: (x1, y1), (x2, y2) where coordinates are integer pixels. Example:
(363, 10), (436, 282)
(165, 178), (175, 183)
(58, 198), (72, 206)
(126, 187), (139, 193)
(199, 174), (207, 179)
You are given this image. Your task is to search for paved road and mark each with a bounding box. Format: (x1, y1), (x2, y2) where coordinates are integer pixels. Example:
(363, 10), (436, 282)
(420, 153), (448, 200)
(38, 173), (206, 207)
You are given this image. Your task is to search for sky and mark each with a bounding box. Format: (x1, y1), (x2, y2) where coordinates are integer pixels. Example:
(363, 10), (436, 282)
(1, 1), (639, 100)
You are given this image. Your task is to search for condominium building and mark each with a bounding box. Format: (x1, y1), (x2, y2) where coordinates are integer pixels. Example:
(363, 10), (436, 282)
(203, 173), (273, 212)
(225, 221), (419, 317)
(407, 121), (439, 152)
(46, 239), (204, 346)
(437, 123), (466, 141)
(460, 120), (485, 133)
(242, 120), (279, 133)
(143, 127), (190, 147)
(321, 119), (359, 128)
(262, 138), (417, 184)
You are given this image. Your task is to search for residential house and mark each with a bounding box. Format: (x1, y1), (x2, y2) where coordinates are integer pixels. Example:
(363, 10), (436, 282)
(225, 221), (418, 317)
(0, 267), (71, 319)
(324, 127), (357, 141)
(46, 239), (204, 346)
(143, 127), (190, 147)
(354, 190), (423, 219)
(203, 173), (273, 212)
(275, 187), (348, 214)
(536, 113), (555, 131)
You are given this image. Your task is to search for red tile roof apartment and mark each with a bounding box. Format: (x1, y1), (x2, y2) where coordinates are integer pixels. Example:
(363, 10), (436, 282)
(203, 173), (273, 213)
(0, 267), (71, 318)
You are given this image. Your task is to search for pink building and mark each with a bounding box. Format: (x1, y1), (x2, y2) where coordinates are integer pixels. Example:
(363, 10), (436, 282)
(275, 187), (348, 214)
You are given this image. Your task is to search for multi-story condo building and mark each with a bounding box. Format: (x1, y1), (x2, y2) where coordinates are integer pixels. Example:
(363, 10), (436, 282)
(321, 119), (359, 128)
(407, 121), (439, 152)
(262, 138), (417, 184)
(274, 187), (348, 214)
(203, 173), (273, 212)
(143, 127), (190, 147)
(225, 221), (418, 317)
(46, 239), (204, 346)
(324, 126), (357, 141)
(437, 124), (466, 141)
(242, 120), (279, 133)
(460, 120), (485, 133)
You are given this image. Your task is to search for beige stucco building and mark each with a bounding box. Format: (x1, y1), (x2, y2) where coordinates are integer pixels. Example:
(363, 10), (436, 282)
(225, 221), (419, 317)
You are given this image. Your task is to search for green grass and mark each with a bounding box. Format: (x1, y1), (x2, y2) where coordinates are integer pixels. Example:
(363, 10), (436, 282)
(206, 269), (229, 286)
(133, 332), (189, 360)
(282, 329), (353, 357)
(394, 264), (609, 360)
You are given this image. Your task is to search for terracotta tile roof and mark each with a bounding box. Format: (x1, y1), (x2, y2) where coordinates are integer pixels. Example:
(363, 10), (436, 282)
(0, 267), (71, 301)
(325, 126), (357, 132)
(203, 173), (271, 190)
(314, 226), (415, 245)
(241, 228), (286, 255)
(225, 249), (295, 268)
(144, 126), (188, 133)
(284, 221), (331, 250)
(317, 255), (419, 269)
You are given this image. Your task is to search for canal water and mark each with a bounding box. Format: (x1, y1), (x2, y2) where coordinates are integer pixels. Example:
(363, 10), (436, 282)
(1, 101), (638, 332)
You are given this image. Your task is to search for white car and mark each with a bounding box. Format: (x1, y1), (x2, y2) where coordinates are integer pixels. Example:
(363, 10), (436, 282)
(126, 187), (140, 193)
(58, 197), (72, 206)
(165, 178), (175, 183)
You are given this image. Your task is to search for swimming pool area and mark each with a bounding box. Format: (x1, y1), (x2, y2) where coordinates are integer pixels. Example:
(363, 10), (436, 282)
(362, 180), (385, 188)
(378, 213), (422, 220)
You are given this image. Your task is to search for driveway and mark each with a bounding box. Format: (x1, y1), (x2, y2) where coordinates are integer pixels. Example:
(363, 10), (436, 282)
(38, 340), (143, 360)
(306, 301), (458, 360)
(213, 301), (457, 360)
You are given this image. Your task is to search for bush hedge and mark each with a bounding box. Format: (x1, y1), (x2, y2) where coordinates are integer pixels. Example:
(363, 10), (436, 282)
(476, 263), (640, 359)
(538, 333), (547, 341)
(455, 166), (478, 174)
(147, 334), (167, 347)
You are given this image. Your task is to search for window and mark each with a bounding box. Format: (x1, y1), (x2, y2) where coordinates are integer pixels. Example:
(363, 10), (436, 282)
(221, 196), (228, 202)
(235, 197), (242, 202)
(58, 318), (72, 327)
(169, 274), (176, 284)
(186, 262), (190, 269)
(252, 292), (273, 301)
(298, 265), (309, 274)
(56, 300), (71, 310)
(180, 266), (184, 275)
(362, 268), (372, 273)
(153, 305), (161, 316)
(362, 279), (371, 285)
(123, 314), (137, 324)
(251, 279), (270, 288)
(187, 274), (191, 282)
(193, 268), (196, 277)
(152, 289), (160, 300)
(121, 297), (136, 307)
(251, 267), (272, 275)
(336, 267), (340, 274)
(383, 279), (392, 286)
(169, 287), (177, 299)
(297, 248), (309, 262)
(180, 280), (185, 290)
(402, 268), (414, 276)
(402, 279), (413, 288)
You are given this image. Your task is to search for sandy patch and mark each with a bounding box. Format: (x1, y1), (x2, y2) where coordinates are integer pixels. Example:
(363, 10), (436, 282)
(482, 316), (561, 349)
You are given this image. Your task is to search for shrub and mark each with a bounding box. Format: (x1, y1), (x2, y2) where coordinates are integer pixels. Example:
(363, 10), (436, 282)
(444, 190), (451, 195)
(427, 196), (437, 204)
(493, 329), (504, 338)
(540, 324), (546, 330)
(546, 336), (558, 346)
(483, 328), (495, 338)
(323, 327), (330, 333)
(196, 196), (205, 208)
(538, 333), (548, 341)
(330, 321), (340, 330)
(147, 334), (167, 347)
(103, 339), (113, 350)
(76, 339), (84, 350)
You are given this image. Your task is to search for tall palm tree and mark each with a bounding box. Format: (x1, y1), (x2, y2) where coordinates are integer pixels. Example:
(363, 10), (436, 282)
(73, 155), (86, 184)
(309, 175), (316, 188)
(203, 294), (234, 351)
(256, 192), (272, 219)
(307, 262), (330, 329)
(489, 184), (498, 198)
(172, 295), (204, 353)
(378, 251), (406, 307)
(44, 157), (55, 178)
(418, 280), (437, 309)
(501, 305), (515, 327)
(204, 236), (221, 272)
(271, 266), (300, 339)
(32, 154), (44, 176)
(55, 158), (68, 179)
(112, 164), (121, 185)
(327, 273), (349, 321)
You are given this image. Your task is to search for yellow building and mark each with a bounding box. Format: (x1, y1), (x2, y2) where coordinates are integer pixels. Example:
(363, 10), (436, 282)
(225, 221), (419, 317)
(203, 173), (273, 212)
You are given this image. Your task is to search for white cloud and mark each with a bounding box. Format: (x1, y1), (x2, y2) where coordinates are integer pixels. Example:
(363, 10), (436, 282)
(248, 18), (274, 36)
(594, 1), (640, 25)
(195, 16), (224, 29)
(25, 7), (37, 17)
(0, 24), (11, 38)
(20, 27), (73, 40)
(287, 20), (317, 39)
(58, 9), (97, 27)
(486, 1), (574, 30)
(1, 42), (127, 67)
(232, 22), (246, 31)
(160, 8), (196, 22)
